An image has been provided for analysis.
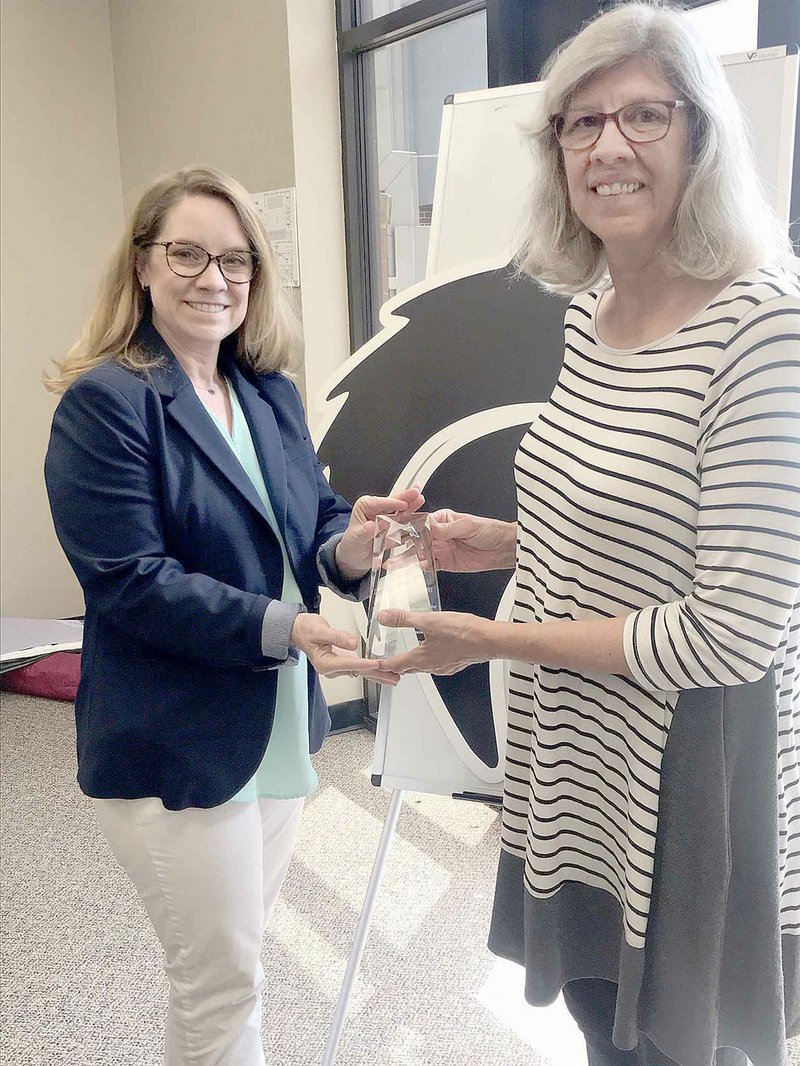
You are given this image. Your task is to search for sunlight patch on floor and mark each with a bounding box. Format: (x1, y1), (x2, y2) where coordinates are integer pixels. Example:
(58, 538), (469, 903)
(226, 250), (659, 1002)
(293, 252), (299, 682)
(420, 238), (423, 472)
(476, 958), (588, 1066)
(268, 897), (375, 1014)
(296, 787), (451, 950)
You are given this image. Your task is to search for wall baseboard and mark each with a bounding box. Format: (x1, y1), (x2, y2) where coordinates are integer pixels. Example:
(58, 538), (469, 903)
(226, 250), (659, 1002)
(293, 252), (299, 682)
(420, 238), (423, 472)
(329, 698), (367, 734)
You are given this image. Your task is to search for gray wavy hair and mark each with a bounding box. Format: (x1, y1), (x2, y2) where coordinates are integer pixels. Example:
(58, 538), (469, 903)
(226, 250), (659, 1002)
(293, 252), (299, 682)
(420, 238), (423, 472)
(515, 0), (795, 294)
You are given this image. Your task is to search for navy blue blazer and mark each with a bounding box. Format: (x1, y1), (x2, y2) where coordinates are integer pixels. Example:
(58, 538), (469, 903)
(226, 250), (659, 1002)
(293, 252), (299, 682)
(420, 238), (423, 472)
(44, 321), (352, 810)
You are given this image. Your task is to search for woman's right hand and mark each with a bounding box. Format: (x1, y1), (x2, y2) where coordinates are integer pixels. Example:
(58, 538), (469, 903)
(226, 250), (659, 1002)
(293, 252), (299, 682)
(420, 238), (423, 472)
(290, 613), (399, 686)
(429, 510), (517, 572)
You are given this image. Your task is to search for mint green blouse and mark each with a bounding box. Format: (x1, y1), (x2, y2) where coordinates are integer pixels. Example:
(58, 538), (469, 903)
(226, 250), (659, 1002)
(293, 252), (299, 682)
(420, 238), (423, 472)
(206, 383), (318, 801)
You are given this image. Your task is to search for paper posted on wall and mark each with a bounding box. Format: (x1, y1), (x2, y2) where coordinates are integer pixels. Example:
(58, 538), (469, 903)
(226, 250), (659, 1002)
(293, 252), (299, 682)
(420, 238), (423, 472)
(251, 187), (300, 288)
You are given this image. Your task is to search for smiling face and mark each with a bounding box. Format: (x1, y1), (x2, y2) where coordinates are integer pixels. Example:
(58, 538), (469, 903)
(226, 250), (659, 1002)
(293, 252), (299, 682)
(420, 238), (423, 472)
(561, 56), (691, 262)
(137, 194), (251, 358)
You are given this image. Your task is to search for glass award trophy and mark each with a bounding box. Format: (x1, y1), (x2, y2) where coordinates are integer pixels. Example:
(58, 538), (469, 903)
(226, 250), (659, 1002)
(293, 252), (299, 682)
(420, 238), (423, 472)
(366, 513), (441, 659)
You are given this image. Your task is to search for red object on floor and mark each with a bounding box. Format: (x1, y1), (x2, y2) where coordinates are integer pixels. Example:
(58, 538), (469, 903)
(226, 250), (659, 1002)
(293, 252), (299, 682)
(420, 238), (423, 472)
(1, 652), (81, 701)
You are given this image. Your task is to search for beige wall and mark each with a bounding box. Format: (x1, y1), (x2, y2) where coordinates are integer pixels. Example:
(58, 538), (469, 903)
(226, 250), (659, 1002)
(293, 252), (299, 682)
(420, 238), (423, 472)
(0, 0), (123, 617)
(109, 0), (296, 213)
(0, 0), (299, 618)
(286, 0), (358, 702)
(286, 0), (350, 428)
(1, 1), (358, 703)
(108, 0), (359, 702)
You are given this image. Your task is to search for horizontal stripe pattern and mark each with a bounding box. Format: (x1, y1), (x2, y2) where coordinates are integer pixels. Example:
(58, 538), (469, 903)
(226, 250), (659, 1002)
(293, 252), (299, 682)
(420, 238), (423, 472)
(505, 268), (800, 949)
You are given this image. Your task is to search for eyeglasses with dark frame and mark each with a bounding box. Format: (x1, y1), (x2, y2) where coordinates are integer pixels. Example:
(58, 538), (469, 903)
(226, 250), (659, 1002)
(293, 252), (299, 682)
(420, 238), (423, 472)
(136, 240), (259, 284)
(551, 99), (688, 151)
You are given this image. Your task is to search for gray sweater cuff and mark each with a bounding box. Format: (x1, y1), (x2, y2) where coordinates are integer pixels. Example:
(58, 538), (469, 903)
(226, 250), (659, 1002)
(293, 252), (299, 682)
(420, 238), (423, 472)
(317, 532), (372, 602)
(260, 600), (305, 667)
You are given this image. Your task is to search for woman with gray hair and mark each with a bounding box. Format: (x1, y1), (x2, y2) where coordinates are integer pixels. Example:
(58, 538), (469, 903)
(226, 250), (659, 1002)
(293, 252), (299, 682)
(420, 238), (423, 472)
(378, 3), (800, 1063)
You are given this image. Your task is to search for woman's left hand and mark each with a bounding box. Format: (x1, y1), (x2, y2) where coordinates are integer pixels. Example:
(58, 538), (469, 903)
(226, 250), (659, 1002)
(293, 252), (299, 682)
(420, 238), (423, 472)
(335, 486), (426, 581)
(290, 613), (401, 686)
(376, 609), (491, 676)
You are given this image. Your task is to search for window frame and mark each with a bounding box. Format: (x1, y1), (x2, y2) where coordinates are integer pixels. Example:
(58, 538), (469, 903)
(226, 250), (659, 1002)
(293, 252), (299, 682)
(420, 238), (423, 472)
(337, 0), (488, 351)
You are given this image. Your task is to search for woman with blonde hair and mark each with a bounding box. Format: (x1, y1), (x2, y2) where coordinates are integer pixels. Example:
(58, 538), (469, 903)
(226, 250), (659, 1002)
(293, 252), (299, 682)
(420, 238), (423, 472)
(44, 165), (422, 1065)
(378, 3), (800, 1063)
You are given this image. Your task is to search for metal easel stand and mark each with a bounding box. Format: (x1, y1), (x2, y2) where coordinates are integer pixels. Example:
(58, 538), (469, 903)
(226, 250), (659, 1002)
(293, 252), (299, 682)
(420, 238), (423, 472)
(320, 787), (406, 1066)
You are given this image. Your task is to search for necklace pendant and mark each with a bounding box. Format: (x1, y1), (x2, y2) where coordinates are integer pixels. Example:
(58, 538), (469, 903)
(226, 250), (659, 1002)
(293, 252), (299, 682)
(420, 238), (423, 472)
(207, 387), (216, 395)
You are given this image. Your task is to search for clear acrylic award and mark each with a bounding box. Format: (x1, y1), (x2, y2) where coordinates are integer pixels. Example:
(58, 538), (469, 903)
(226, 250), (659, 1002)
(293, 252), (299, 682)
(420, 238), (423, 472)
(366, 513), (441, 660)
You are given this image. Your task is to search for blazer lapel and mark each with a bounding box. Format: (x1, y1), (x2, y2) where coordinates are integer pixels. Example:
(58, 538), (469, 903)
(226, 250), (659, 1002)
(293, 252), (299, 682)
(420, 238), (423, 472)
(224, 362), (288, 540)
(137, 321), (273, 528)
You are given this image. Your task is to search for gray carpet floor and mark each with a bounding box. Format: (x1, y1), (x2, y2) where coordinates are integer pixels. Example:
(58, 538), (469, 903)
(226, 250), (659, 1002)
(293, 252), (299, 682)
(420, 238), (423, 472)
(2, 691), (798, 1066)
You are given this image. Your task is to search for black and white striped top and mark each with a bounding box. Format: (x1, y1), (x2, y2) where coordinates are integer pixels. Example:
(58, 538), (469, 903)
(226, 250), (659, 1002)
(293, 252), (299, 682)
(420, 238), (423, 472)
(505, 267), (800, 949)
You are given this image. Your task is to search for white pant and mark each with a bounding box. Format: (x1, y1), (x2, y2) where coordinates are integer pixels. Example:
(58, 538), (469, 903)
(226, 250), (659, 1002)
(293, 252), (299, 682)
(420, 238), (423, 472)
(92, 795), (305, 1066)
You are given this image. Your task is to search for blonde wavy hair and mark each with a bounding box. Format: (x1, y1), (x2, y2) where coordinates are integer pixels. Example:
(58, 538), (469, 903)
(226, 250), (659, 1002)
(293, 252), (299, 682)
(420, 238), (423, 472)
(516, 0), (795, 294)
(45, 166), (300, 393)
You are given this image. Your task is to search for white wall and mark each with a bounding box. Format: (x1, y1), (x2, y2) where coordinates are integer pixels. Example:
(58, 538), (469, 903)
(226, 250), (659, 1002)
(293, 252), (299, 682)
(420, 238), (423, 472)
(286, 0), (362, 704)
(285, 0), (351, 425)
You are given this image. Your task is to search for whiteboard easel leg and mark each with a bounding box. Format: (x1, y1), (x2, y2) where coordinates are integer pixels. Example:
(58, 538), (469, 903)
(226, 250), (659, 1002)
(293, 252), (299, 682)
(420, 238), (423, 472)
(320, 788), (405, 1066)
